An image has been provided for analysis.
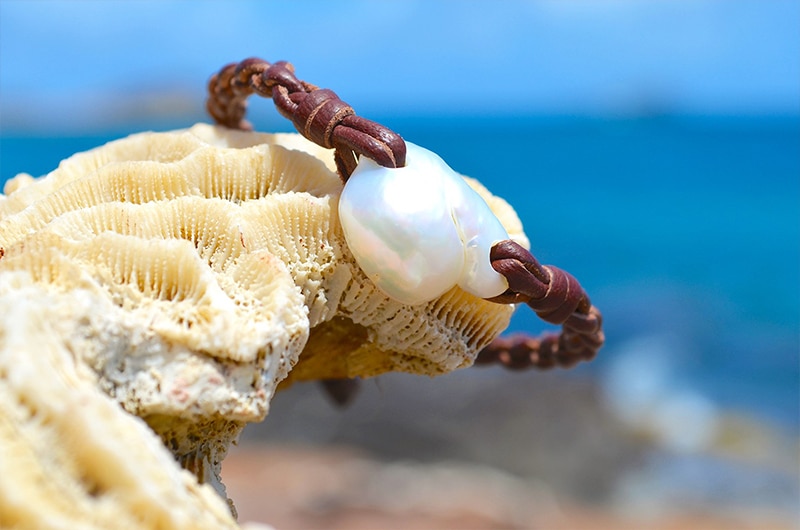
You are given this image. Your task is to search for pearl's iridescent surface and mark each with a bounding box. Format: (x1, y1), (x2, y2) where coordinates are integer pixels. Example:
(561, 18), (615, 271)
(339, 142), (509, 305)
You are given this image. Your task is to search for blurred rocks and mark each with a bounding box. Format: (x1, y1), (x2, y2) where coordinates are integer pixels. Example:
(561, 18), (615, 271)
(242, 368), (642, 502)
(234, 367), (799, 528)
(224, 446), (796, 530)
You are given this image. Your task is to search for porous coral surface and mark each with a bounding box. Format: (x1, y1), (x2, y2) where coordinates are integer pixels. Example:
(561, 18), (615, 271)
(0, 124), (527, 526)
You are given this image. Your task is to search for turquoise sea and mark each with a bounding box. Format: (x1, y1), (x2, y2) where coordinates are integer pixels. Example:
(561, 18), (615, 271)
(1, 115), (798, 432)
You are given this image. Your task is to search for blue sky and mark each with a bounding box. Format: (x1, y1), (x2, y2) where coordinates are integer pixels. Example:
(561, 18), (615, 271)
(1, 0), (798, 131)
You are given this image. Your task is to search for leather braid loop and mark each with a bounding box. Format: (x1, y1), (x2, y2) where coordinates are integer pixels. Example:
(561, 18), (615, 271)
(207, 57), (405, 181)
(478, 240), (605, 370)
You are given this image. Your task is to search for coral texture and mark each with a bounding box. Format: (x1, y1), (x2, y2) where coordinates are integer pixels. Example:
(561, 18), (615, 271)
(0, 124), (527, 525)
(0, 279), (241, 529)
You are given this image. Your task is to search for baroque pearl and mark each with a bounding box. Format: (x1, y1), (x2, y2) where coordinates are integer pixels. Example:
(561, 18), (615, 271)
(339, 142), (510, 305)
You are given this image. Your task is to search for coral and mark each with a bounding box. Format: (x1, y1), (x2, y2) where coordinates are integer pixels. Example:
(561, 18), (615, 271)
(0, 278), (240, 529)
(0, 124), (527, 524)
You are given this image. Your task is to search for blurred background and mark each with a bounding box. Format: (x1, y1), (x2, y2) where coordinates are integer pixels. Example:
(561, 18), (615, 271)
(1, 1), (798, 528)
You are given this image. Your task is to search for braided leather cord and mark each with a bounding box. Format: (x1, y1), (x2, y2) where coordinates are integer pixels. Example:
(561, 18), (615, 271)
(474, 241), (604, 369)
(207, 58), (406, 181)
(205, 59), (604, 378)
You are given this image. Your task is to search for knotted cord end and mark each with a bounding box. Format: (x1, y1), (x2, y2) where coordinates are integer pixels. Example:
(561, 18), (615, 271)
(207, 58), (406, 181)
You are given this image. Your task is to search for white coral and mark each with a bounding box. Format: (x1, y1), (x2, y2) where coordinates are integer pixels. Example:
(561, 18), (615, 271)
(0, 124), (527, 526)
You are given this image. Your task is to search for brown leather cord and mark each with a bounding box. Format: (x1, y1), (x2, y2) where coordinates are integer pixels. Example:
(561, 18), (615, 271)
(205, 58), (604, 387)
(474, 240), (604, 369)
(207, 58), (406, 181)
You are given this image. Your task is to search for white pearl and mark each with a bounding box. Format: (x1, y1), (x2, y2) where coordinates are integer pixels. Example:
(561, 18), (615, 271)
(445, 176), (512, 299)
(339, 142), (509, 305)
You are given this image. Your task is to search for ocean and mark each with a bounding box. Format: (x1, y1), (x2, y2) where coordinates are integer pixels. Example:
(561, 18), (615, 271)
(2, 114), (798, 432)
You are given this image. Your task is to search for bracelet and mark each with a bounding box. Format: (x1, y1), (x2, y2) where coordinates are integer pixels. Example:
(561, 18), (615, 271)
(207, 58), (604, 380)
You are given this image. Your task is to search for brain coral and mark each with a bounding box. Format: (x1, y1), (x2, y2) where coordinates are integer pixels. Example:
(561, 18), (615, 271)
(0, 123), (527, 524)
